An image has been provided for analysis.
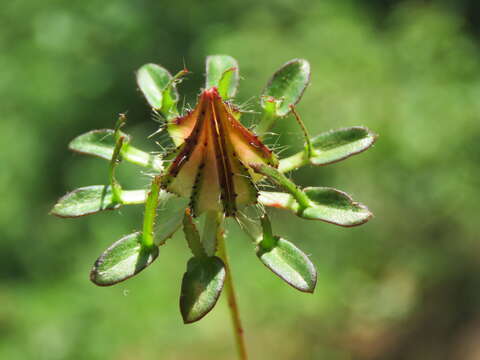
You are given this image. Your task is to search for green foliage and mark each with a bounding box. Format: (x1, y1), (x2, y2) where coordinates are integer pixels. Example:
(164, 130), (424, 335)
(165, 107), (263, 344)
(180, 256), (226, 323)
(183, 210), (207, 258)
(4, 1), (480, 359)
(154, 196), (188, 245)
(69, 129), (163, 171)
(256, 59), (311, 134)
(51, 185), (120, 217)
(69, 129), (125, 161)
(90, 232), (159, 286)
(310, 127), (377, 165)
(279, 126), (377, 172)
(258, 187), (372, 227)
(137, 63), (179, 116)
(256, 215), (317, 292)
(261, 59), (310, 116)
(206, 55), (239, 98)
(51, 52), (374, 333)
(257, 237), (317, 293)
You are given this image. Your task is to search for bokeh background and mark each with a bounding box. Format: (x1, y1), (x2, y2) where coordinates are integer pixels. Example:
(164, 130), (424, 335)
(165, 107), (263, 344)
(2, 0), (480, 359)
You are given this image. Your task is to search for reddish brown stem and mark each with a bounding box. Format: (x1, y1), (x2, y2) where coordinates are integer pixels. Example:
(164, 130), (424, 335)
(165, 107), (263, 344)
(217, 230), (248, 360)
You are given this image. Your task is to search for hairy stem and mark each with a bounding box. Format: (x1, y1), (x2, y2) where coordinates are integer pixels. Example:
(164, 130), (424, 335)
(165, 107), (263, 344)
(142, 176), (161, 248)
(217, 231), (248, 360)
(290, 105), (314, 159)
(278, 151), (309, 173)
(109, 135), (125, 203)
(122, 145), (163, 172)
(251, 164), (313, 210)
(255, 110), (277, 138)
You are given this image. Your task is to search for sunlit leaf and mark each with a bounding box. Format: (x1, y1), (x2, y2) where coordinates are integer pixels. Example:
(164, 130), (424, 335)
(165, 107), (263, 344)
(205, 55), (239, 98)
(51, 185), (119, 218)
(261, 59), (310, 116)
(90, 232), (159, 286)
(69, 129), (162, 171)
(258, 187), (372, 227)
(180, 256), (226, 324)
(310, 127), (377, 166)
(257, 237), (317, 293)
(137, 63), (178, 111)
(69, 129), (123, 161)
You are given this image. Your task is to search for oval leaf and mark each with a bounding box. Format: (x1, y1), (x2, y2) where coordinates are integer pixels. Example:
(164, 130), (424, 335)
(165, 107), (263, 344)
(51, 185), (119, 218)
(258, 188), (372, 227)
(137, 63), (177, 110)
(69, 129), (161, 170)
(69, 129), (120, 160)
(90, 232), (159, 286)
(302, 187), (372, 226)
(257, 237), (317, 293)
(261, 59), (310, 116)
(310, 127), (377, 166)
(180, 256), (226, 324)
(205, 55), (239, 98)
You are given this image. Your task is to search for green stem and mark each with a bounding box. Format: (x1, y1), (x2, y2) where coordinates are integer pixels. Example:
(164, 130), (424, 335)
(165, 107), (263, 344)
(118, 189), (171, 205)
(115, 113), (163, 172)
(259, 214), (277, 249)
(217, 231), (248, 360)
(278, 151), (309, 173)
(251, 164), (312, 210)
(277, 106), (316, 173)
(142, 176), (161, 248)
(109, 135), (125, 203)
(120, 189), (148, 204)
(122, 145), (163, 172)
(114, 113), (127, 140)
(290, 106), (314, 159)
(255, 104), (278, 138)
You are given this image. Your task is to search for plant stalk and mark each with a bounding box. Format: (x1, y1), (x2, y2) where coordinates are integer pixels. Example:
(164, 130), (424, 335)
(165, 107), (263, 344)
(290, 105), (314, 159)
(217, 231), (248, 360)
(142, 176), (161, 248)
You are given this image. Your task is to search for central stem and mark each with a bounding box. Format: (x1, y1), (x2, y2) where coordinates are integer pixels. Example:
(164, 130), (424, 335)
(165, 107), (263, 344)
(217, 231), (248, 360)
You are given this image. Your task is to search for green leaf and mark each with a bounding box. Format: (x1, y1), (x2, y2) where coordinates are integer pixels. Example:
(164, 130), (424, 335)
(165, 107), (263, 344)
(180, 256), (226, 324)
(201, 211), (222, 257)
(310, 127), (377, 166)
(155, 196), (188, 245)
(250, 163), (313, 209)
(302, 187), (372, 226)
(137, 63), (178, 111)
(258, 187), (372, 227)
(51, 186), (149, 218)
(205, 55), (239, 98)
(69, 129), (163, 171)
(51, 185), (120, 218)
(90, 232), (159, 286)
(69, 129), (124, 161)
(257, 237), (317, 293)
(261, 59), (310, 116)
(183, 210), (206, 257)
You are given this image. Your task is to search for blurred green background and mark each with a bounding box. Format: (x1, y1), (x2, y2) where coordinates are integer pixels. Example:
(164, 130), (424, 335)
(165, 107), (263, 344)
(2, 0), (480, 359)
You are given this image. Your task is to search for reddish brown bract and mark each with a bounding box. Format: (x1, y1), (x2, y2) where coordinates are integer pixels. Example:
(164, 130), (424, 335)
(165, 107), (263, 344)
(162, 87), (278, 217)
